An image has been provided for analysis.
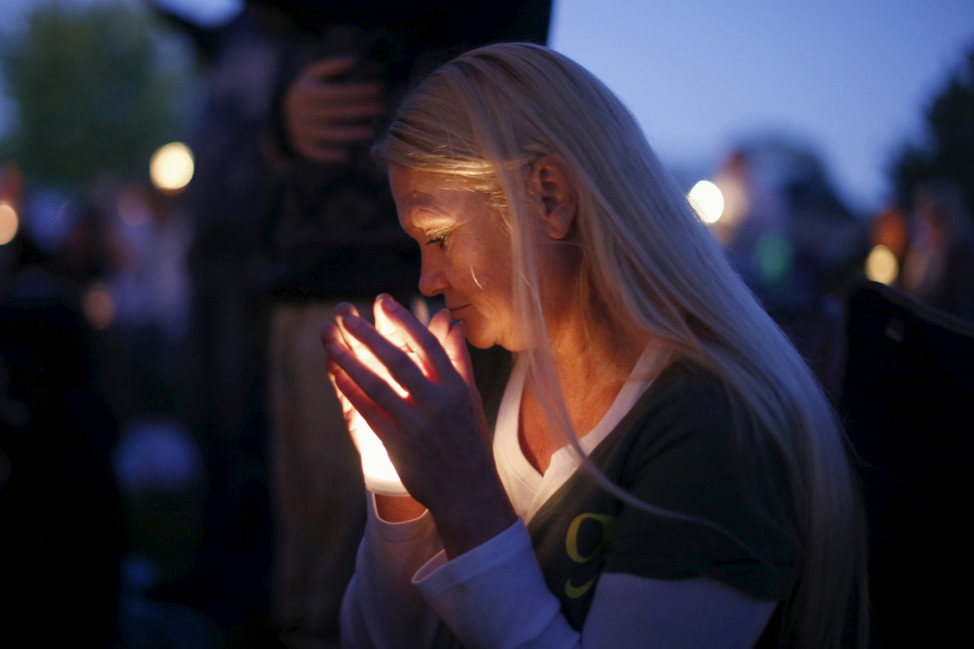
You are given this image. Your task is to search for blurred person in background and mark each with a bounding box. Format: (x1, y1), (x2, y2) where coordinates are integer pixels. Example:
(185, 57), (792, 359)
(0, 188), (127, 648)
(152, 1), (551, 646)
(709, 139), (870, 399)
(900, 177), (974, 321)
(260, 5), (552, 647)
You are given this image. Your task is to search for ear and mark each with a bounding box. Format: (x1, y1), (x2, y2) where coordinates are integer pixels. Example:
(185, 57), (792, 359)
(530, 155), (577, 240)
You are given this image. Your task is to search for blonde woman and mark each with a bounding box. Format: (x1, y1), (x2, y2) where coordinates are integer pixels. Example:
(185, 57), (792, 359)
(322, 43), (866, 649)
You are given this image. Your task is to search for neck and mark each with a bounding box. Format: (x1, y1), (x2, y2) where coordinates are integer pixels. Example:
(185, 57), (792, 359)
(547, 312), (647, 393)
(517, 320), (654, 472)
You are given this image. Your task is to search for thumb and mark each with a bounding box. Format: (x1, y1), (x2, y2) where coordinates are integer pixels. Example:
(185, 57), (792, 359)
(444, 320), (476, 391)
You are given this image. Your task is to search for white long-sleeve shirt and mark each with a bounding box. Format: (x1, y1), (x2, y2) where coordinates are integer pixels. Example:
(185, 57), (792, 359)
(340, 352), (778, 649)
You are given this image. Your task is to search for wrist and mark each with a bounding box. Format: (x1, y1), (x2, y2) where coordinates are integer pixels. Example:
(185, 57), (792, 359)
(375, 494), (428, 522)
(430, 482), (517, 559)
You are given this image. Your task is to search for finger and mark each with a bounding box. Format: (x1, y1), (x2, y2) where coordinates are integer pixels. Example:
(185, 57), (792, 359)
(374, 297), (411, 351)
(299, 57), (359, 81)
(323, 318), (362, 358)
(380, 301), (448, 383)
(374, 296), (458, 382)
(302, 100), (384, 123)
(338, 311), (430, 397)
(321, 319), (349, 343)
(323, 324), (368, 415)
(323, 348), (376, 449)
(325, 357), (359, 420)
(322, 323), (360, 400)
(445, 320), (477, 390)
(290, 89), (384, 119)
(290, 86), (383, 120)
(333, 303), (363, 346)
(302, 123), (375, 145)
(327, 353), (398, 442)
(335, 301), (362, 319)
(299, 82), (384, 103)
(427, 308), (452, 349)
(295, 144), (350, 165)
(330, 306), (384, 380)
(335, 307), (396, 391)
(325, 335), (411, 421)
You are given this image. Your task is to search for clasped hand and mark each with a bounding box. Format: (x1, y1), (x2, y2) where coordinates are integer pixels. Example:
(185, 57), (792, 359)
(322, 296), (516, 554)
(284, 57), (384, 163)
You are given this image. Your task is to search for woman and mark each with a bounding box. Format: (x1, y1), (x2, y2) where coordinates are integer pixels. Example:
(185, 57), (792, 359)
(321, 43), (866, 649)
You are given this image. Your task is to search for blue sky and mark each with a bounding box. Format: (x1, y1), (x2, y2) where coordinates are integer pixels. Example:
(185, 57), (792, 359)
(549, 1), (974, 213)
(4, 0), (973, 214)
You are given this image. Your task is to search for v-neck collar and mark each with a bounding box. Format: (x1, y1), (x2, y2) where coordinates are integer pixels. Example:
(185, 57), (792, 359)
(493, 346), (662, 522)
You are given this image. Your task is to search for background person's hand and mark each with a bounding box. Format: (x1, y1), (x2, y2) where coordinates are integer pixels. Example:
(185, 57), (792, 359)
(283, 57), (384, 163)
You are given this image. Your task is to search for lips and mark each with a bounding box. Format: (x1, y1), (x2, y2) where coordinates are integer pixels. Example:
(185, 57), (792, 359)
(448, 304), (471, 318)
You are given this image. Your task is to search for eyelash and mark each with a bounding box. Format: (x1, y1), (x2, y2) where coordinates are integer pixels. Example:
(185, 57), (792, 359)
(425, 230), (450, 249)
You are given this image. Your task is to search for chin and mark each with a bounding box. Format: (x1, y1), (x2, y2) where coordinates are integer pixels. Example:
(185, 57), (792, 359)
(465, 327), (521, 352)
(460, 322), (499, 350)
(464, 330), (496, 350)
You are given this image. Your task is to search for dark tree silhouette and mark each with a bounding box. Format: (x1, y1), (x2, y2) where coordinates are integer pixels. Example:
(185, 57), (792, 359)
(0, 1), (192, 193)
(892, 43), (974, 216)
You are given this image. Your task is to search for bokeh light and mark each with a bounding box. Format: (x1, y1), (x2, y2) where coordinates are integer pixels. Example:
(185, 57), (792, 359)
(149, 142), (194, 193)
(116, 187), (152, 227)
(83, 284), (116, 330)
(0, 201), (18, 245)
(688, 180), (725, 224)
(865, 244), (899, 285)
(754, 230), (794, 288)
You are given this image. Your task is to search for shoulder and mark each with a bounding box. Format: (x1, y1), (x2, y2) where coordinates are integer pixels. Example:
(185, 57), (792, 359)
(600, 359), (800, 600)
(607, 359), (747, 471)
(640, 359), (737, 419)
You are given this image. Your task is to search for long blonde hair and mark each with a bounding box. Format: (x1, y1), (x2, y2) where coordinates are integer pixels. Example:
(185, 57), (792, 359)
(375, 42), (866, 649)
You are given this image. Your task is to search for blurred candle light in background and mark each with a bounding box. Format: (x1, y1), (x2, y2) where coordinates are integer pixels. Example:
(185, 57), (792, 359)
(688, 179), (725, 224)
(865, 244), (899, 285)
(0, 201), (19, 245)
(149, 142), (194, 193)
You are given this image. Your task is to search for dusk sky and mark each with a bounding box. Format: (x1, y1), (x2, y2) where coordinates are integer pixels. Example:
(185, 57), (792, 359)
(3, 0), (973, 214)
(548, 0), (974, 214)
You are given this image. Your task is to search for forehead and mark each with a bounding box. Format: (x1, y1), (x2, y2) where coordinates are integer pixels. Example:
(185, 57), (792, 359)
(390, 166), (467, 202)
(390, 166), (483, 228)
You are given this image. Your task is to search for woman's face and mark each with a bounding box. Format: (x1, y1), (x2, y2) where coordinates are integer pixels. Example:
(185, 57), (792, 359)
(390, 165), (521, 350)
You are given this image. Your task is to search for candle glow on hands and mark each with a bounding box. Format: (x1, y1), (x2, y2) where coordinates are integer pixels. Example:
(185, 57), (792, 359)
(338, 302), (416, 497)
(347, 405), (407, 496)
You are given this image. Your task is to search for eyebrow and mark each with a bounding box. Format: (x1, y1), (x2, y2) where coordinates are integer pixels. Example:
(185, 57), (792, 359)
(399, 190), (439, 211)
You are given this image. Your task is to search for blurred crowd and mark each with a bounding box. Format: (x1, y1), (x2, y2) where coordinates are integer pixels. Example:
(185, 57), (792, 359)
(1, 2), (972, 649)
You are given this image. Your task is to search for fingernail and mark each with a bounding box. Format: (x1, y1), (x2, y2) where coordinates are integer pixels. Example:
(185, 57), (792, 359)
(342, 312), (364, 329)
(377, 294), (398, 312)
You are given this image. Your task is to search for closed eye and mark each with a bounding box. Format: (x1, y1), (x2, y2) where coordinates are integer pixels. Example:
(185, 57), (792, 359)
(425, 229), (450, 250)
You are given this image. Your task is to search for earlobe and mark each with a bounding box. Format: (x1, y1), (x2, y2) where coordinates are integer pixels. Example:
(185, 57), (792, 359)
(531, 155), (577, 240)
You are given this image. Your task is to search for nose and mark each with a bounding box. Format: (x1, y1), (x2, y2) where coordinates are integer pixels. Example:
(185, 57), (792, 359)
(418, 255), (449, 298)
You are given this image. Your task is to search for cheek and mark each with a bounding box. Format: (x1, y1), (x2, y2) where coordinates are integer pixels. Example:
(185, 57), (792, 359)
(467, 265), (487, 290)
